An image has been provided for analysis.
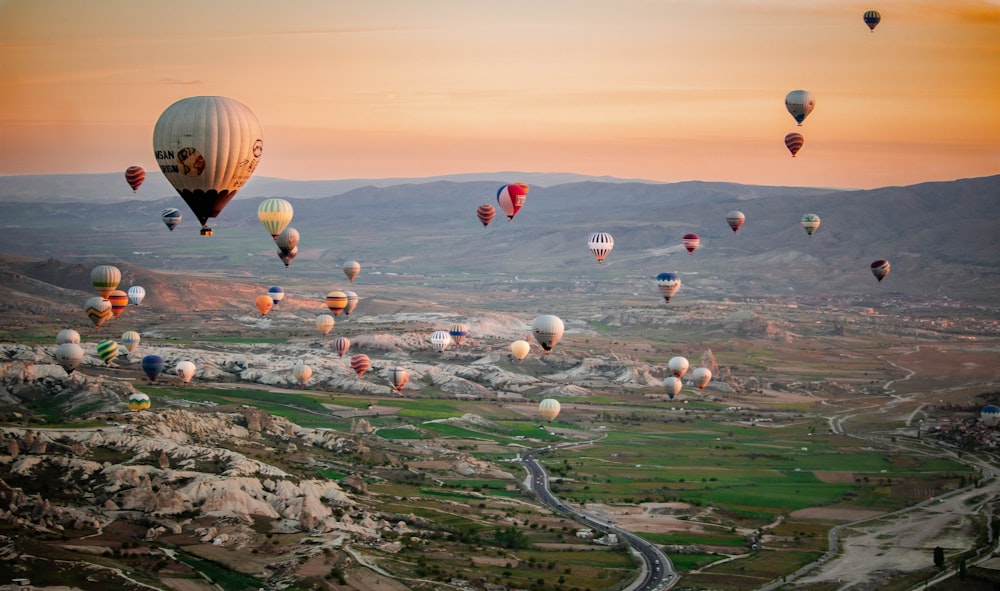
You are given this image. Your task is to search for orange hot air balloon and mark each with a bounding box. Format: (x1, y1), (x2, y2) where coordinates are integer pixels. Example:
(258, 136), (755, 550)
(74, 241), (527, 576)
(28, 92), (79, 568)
(350, 354), (371, 378)
(325, 291), (348, 315)
(107, 290), (129, 318)
(125, 166), (145, 192)
(255, 294), (274, 316)
(784, 132), (804, 157)
(476, 204), (496, 227)
(389, 367), (410, 393)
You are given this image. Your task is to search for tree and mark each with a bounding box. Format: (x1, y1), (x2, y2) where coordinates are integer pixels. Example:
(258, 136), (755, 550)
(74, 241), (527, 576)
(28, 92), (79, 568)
(933, 546), (945, 569)
(959, 558), (967, 580)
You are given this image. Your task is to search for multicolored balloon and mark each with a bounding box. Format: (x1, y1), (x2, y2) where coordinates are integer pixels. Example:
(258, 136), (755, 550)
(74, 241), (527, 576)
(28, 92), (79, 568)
(342, 261), (361, 282)
(127, 392), (151, 411)
(91, 265), (121, 299)
(127, 286), (146, 306)
(125, 166), (145, 192)
(325, 291), (348, 316)
(350, 354), (371, 378)
(656, 272), (681, 303)
(121, 330), (141, 354)
(449, 323), (469, 346)
(140, 355), (164, 382)
(316, 314), (335, 336)
(496, 182), (529, 221)
(85, 297), (112, 329)
(784, 132), (804, 157)
(863, 10), (881, 32)
(531, 315), (564, 354)
(389, 367), (410, 393)
(539, 398), (561, 424)
(96, 340), (118, 365)
(726, 210), (746, 233)
(870, 259), (890, 282)
(55, 342), (84, 374)
(801, 213), (821, 236)
(175, 360), (196, 384)
(107, 290), (129, 318)
(153, 96), (264, 236)
(257, 198), (294, 239)
(682, 233), (700, 254)
(268, 286), (285, 305)
(981, 404), (1000, 426)
(588, 232), (614, 264)
(161, 208), (182, 231)
(332, 336), (351, 358)
(785, 90), (815, 126)
(476, 204), (496, 227)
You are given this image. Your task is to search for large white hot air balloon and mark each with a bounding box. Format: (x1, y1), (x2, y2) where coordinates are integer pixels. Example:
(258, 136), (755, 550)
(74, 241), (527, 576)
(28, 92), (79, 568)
(587, 232), (614, 264)
(531, 315), (565, 354)
(430, 330), (452, 353)
(538, 398), (561, 424)
(785, 90), (815, 126)
(175, 361), (197, 384)
(153, 96), (264, 236)
(668, 356), (690, 379)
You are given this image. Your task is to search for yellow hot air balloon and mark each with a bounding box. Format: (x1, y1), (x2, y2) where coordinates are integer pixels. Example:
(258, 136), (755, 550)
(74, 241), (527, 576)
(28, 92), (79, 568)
(153, 96), (264, 236)
(255, 294), (274, 316)
(127, 392), (151, 412)
(538, 398), (561, 423)
(91, 265), (121, 299)
(325, 291), (348, 316)
(510, 340), (530, 360)
(121, 330), (141, 354)
(257, 198), (294, 239)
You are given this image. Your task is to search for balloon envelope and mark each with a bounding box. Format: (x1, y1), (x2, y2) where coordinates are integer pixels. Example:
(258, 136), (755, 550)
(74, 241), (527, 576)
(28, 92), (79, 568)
(691, 367), (712, 390)
(863, 10), (881, 31)
(175, 360), (196, 384)
(152, 96), (264, 234)
(91, 265), (121, 299)
(127, 286), (146, 306)
(726, 211), (746, 233)
(531, 315), (564, 353)
(127, 392), (151, 412)
(257, 198), (293, 239)
(344, 291), (359, 316)
(430, 330), (452, 352)
(784, 132), (804, 157)
(785, 90), (815, 125)
(342, 261), (361, 282)
(107, 290), (129, 318)
(449, 323), (469, 346)
(121, 330), (141, 353)
(325, 291), (348, 315)
(668, 356), (690, 379)
(511, 340), (531, 360)
(85, 297), (112, 329)
(268, 286), (285, 305)
(588, 232), (614, 263)
(293, 363), (313, 386)
(55, 342), (84, 374)
(389, 367), (410, 393)
(663, 376), (683, 400)
(801, 213), (821, 236)
(56, 329), (81, 345)
(981, 404), (1000, 426)
(141, 355), (164, 381)
(682, 233), (700, 254)
(316, 314), (335, 336)
(125, 166), (145, 192)
(332, 336), (351, 357)
(656, 272), (681, 303)
(255, 294), (274, 316)
(539, 398), (561, 423)
(870, 259), (891, 282)
(496, 182), (529, 220)
(350, 354), (371, 378)
(161, 208), (182, 231)
(96, 340), (118, 365)
(476, 204), (496, 227)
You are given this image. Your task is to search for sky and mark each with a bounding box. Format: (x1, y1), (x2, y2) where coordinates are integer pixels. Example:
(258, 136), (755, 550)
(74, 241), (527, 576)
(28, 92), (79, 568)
(0, 0), (998, 189)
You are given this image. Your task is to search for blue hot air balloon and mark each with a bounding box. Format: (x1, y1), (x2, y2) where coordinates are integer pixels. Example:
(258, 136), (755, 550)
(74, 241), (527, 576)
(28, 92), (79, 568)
(141, 355), (165, 382)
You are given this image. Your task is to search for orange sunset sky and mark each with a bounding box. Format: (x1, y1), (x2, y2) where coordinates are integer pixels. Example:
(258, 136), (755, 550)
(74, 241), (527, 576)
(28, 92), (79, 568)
(1, 0), (998, 189)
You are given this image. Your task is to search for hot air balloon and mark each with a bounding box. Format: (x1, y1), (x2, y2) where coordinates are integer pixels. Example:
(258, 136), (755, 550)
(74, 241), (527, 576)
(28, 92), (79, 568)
(141, 355), (164, 382)
(55, 342), (85, 374)
(332, 336), (351, 358)
(316, 314), (335, 336)
(127, 392), (151, 412)
(91, 265), (121, 299)
(726, 210), (746, 233)
(496, 182), (529, 221)
(161, 208), (182, 231)
(125, 166), (145, 192)
(268, 286), (285, 305)
(276, 227), (300, 252)
(121, 330), (141, 354)
(863, 9), (881, 31)
(980, 405), (1000, 427)
(531, 315), (564, 354)
(325, 291), (348, 316)
(389, 367), (410, 393)
(691, 367), (712, 390)
(255, 294), (274, 316)
(801, 213), (821, 236)
(663, 376), (682, 400)
(682, 233), (700, 254)
(656, 272), (681, 303)
(784, 132), (804, 157)
(278, 246), (298, 267)
(56, 329), (81, 345)
(538, 398), (561, 424)
(344, 291), (359, 317)
(343, 261), (361, 282)
(870, 259), (891, 282)
(175, 360), (196, 384)
(785, 90), (815, 126)
(96, 340), (118, 365)
(127, 286), (146, 306)
(107, 290), (129, 318)
(511, 340), (531, 360)
(257, 198), (293, 239)
(476, 204), (496, 227)
(449, 323), (469, 346)
(85, 297), (112, 329)
(668, 356), (690, 379)
(293, 363), (313, 387)
(152, 96), (264, 236)
(588, 232), (614, 264)
(350, 354), (371, 378)
(430, 330), (452, 353)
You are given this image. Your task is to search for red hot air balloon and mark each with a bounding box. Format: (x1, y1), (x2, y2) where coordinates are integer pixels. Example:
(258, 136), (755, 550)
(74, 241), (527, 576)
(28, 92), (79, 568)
(870, 259), (890, 282)
(682, 233), (700, 254)
(476, 204), (496, 227)
(784, 132), (804, 157)
(350, 354), (371, 378)
(496, 182), (529, 221)
(726, 210), (745, 233)
(125, 166), (145, 192)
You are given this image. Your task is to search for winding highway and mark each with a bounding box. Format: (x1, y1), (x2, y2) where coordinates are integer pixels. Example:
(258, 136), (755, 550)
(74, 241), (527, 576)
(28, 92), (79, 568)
(520, 448), (678, 591)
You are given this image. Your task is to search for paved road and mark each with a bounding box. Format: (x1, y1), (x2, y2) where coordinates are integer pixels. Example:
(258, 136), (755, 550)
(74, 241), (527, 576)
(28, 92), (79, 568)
(520, 448), (678, 591)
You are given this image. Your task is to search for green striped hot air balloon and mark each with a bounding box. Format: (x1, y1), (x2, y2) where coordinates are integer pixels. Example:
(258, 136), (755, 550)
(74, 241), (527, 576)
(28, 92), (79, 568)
(96, 340), (118, 365)
(257, 198), (294, 239)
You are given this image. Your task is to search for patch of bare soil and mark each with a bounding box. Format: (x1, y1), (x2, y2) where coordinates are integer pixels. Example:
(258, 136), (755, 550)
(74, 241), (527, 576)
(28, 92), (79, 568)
(788, 507), (882, 522)
(161, 578), (217, 591)
(344, 566), (414, 591)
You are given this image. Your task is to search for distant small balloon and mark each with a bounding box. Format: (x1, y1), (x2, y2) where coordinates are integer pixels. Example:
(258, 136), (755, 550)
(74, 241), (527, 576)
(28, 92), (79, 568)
(125, 166), (145, 192)
(85, 297), (112, 329)
(257, 198), (294, 239)
(350, 354), (371, 378)
(255, 294), (274, 316)
(588, 232), (614, 264)
(476, 204), (496, 227)
(863, 9), (881, 32)
(175, 360), (196, 384)
(316, 314), (335, 336)
(127, 392), (151, 411)
(784, 132), (804, 157)
(96, 339), (118, 365)
(510, 340), (531, 360)
(121, 330), (141, 354)
(870, 259), (890, 282)
(656, 272), (681, 303)
(332, 336), (351, 358)
(127, 286), (146, 306)
(140, 355), (164, 382)
(801, 213), (821, 236)
(726, 210), (746, 233)
(785, 90), (815, 126)
(55, 342), (84, 374)
(691, 367), (712, 390)
(343, 261), (361, 282)
(682, 233), (700, 254)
